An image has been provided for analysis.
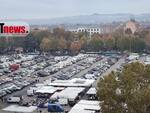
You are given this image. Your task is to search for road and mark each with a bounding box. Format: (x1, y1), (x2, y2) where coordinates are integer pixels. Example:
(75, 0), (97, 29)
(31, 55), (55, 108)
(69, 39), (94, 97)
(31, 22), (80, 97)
(94, 56), (125, 87)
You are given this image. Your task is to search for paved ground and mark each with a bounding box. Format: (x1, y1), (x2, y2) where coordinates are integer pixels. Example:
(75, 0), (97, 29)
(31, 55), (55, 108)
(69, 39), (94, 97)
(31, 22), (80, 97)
(0, 57), (89, 110)
(0, 56), (126, 113)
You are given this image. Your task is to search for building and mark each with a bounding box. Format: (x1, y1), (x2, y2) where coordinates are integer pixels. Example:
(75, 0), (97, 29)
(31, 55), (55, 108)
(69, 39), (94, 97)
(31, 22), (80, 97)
(30, 25), (50, 31)
(67, 24), (115, 37)
(69, 27), (102, 35)
(124, 19), (139, 34)
(69, 100), (100, 113)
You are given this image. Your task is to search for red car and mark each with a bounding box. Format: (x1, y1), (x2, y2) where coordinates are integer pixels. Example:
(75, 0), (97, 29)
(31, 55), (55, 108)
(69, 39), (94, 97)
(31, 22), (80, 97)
(9, 64), (20, 71)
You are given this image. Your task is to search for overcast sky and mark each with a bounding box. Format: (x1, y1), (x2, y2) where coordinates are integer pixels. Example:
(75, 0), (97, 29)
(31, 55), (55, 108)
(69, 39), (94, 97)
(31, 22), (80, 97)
(0, 0), (149, 19)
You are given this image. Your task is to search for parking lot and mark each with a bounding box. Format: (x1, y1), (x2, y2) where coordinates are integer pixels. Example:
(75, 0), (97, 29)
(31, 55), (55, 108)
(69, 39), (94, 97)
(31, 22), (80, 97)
(0, 53), (125, 113)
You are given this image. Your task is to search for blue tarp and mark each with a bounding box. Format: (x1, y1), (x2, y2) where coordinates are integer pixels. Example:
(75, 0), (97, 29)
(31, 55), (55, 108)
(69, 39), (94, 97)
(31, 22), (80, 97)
(48, 103), (64, 112)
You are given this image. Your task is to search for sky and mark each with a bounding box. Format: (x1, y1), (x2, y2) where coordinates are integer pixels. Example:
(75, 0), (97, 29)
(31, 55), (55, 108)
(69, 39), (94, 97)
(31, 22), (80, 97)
(0, 0), (149, 19)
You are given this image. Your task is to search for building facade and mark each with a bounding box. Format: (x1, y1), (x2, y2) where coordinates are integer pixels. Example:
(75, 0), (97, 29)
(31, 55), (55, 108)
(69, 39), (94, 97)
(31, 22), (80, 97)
(67, 24), (115, 37)
(124, 20), (139, 34)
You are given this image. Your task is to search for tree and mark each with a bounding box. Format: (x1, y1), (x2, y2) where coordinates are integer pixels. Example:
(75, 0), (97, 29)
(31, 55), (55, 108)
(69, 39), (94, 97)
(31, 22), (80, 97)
(132, 37), (145, 52)
(88, 37), (103, 51)
(104, 38), (115, 50)
(97, 62), (150, 113)
(0, 37), (7, 53)
(53, 28), (65, 38)
(40, 38), (52, 52)
(23, 36), (39, 52)
(70, 41), (82, 54)
(57, 37), (67, 50)
(80, 36), (87, 50)
(31, 30), (51, 44)
(145, 31), (150, 46)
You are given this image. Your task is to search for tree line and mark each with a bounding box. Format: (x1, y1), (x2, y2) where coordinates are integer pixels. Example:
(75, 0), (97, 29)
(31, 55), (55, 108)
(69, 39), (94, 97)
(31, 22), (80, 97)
(0, 27), (149, 54)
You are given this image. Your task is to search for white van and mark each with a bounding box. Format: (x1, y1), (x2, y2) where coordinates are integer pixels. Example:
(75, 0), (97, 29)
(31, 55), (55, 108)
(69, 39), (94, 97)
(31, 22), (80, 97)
(7, 96), (21, 103)
(27, 89), (34, 96)
(27, 86), (39, 96)
(58, 98), (68, 105)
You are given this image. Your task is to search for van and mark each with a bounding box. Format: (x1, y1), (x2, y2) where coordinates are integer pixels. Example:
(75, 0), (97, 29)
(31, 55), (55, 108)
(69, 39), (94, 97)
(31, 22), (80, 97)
(58, 98), (68, 105)
(27, 89), (34, 96)
(7, 96), (21, 103)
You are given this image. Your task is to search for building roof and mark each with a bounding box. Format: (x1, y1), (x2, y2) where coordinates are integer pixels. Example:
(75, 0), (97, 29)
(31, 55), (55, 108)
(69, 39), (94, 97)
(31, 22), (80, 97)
(50, 87), (85, 101)
(124, 20), (139, 34)
(69, 100), (100, 113)
(3, 105), (37, 113)
(86, 88), (96, 95)
(48, 78), (94, 87)
(35, 86), (57, 94)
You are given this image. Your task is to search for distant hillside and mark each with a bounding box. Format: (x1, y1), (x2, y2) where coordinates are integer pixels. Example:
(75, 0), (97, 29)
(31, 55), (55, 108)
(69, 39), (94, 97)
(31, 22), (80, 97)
(24, 13), (150, 25)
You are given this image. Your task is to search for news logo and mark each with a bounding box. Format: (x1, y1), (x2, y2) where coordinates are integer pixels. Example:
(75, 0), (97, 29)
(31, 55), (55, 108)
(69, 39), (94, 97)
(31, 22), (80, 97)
(0, 21), (30, 37)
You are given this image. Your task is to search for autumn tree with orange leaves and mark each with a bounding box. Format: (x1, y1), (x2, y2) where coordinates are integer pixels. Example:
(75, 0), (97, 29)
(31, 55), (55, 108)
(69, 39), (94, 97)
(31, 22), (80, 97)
(70, 41), (82, 54)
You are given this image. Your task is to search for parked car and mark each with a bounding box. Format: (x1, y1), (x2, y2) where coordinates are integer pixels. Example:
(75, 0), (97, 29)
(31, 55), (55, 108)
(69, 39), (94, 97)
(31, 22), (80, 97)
(37, 70), (49, 77)
(7, 96), (22, 103)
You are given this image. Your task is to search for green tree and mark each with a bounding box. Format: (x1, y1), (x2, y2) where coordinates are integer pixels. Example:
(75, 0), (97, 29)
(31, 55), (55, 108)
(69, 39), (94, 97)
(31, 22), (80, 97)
(57, 37), (67, 51)
(70, 41), (82, 54)
(80, 36), (87, 50)
(88, 37), (104, 51)
(97, 62), (150, 113)
(0, 37), (7, 53)
(104, 38), (115, 50)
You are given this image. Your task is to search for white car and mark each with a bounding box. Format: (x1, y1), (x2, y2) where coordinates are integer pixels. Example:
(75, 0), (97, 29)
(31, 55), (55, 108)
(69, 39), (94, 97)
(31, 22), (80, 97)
(7, 96), (21, 103)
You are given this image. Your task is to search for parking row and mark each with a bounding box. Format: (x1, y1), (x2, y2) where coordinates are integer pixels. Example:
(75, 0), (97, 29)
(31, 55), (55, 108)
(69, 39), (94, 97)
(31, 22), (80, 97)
(52, 55), (101, 80)
(0, 54), (89, 98)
